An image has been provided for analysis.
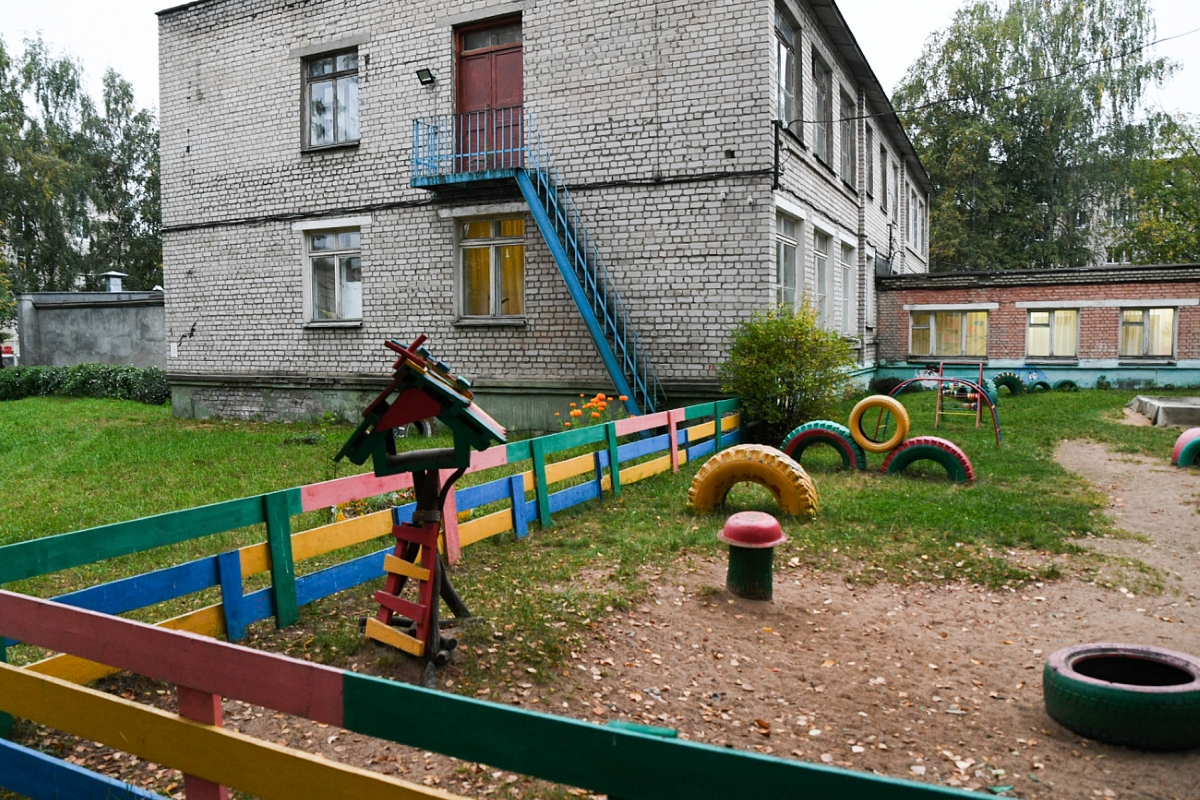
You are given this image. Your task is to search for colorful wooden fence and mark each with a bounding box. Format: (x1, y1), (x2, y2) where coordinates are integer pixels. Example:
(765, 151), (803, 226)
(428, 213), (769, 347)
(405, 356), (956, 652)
(0, 590), (974, 800)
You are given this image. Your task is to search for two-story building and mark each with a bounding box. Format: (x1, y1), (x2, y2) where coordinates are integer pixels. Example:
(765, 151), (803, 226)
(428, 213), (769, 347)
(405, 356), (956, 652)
(158, 0), (932, 427)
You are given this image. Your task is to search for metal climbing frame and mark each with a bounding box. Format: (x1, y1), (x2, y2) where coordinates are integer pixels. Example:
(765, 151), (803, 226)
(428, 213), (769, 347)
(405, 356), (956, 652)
(934, 361), (985, 430)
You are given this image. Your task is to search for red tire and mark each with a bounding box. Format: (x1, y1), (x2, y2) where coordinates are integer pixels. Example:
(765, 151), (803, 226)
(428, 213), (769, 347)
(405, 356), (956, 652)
(1171, 427), (1200, 467)
(880, 436), (975, 484)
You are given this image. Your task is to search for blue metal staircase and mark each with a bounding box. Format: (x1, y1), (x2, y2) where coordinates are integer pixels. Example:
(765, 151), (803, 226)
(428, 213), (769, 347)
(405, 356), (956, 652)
(412, 108), (665, 416)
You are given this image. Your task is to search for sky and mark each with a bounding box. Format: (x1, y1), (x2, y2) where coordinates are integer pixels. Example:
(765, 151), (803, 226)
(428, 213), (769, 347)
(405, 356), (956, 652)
(0, 0), (1198, 118)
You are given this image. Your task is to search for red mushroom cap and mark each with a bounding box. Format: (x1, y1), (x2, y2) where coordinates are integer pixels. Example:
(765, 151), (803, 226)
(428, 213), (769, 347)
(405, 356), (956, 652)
(718, 511), (787, 549)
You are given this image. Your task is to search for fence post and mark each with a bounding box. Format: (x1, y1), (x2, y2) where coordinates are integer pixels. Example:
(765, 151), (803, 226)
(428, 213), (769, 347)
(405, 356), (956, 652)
(0, 644), (10, 738)
(531, 438), (552, 529)
(263, 492), (299, 630)
(712, 402), (724, 453)
(177, 685), (229, 800)
(216, 550), (248, 643)
(508, 476), (529, 539)
(667, 410), (681, 473)
(605, 422), (622, 495)
(440, 470), (462, 565)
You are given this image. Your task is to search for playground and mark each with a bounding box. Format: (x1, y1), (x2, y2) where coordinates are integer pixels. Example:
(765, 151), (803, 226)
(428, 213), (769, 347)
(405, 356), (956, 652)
(2, 381), (1199, 800)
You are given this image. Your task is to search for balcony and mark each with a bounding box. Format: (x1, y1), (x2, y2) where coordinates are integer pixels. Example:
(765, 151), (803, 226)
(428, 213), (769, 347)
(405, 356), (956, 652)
(412, 106), (526, 188)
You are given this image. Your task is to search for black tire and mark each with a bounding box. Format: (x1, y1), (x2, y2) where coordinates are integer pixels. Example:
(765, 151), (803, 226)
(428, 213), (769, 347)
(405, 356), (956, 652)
(1043, 643), (1200, 750)
(397, 418), (436, 438)
(1053, 379), (1079, 392)
(992, 372), (1025, 395)
(1029, 380), (1052, 393)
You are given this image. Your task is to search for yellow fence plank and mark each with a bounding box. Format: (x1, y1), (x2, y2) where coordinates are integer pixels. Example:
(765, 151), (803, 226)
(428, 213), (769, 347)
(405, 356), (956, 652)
(458, 509), (513, 547)
(0, 663), (463, 800)
(685, 421), (715, 439)
(619, 454), (673, 486)
(242, 510), (394, 578)
(722, 413), (740, 432)
(544, 453), (595, 485)
(26, 604), (226, 685)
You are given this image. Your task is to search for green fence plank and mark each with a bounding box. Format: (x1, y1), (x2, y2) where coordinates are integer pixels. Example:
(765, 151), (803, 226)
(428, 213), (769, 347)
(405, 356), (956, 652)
(538, 425), (608, 453)
(263, 492), (299, 629)
(605, 423), (620, 496)
(343, 673), (973, 800)
(0, 496), (268, 585)
(716, 398), (740, 414)
(531, 439), (551, 529)
(505, 440), (533, 464)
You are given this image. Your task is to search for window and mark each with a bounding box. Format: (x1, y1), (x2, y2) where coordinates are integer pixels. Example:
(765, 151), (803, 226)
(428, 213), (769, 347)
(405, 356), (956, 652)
(814, 232), (830, 327)
(918, 200), (926, 253)
(812, 55), (832, 164)
(1120, 308), (1175, 358)
(840, 93), (856, 184)
(460, 218), (526, 318)
(865, 249), (876, 327)
(1027, 310), (1078, 358)
(775, 214), (801, 309)
(307, 230), (362, 321)
(305, 50), (360, 149)
(775, 8), (801, 137)
(840, 243), (855, 335)
(879, 149), (888, 211)
(891, 163), (899, 221)
(865, 127), (874, 196)
(910, 310), (988, 357)
(908, 189), (918, 243)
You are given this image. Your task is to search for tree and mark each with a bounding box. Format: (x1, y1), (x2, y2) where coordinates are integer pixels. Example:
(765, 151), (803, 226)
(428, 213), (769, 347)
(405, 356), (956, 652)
(0, 36), (160, 295)
(718, 305), (855, 445)
(894, 0), (1174, 271)
(1106, 115), (1200, 263)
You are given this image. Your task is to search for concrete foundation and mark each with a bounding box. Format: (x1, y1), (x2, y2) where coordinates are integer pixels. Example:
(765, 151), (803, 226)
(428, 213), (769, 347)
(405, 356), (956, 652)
(1127, 396), (1200, 428)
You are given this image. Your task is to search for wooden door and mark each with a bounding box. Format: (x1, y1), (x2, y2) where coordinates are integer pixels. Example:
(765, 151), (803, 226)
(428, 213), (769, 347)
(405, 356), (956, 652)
(456, 18), (523, 171)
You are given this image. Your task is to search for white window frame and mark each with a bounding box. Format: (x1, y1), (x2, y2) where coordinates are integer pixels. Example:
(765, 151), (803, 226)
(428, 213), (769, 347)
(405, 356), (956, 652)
(909, 309), (989, 358)
(457, 217), (527, 319)
(303, 48), (360, 150)
(879, 149), (888, 212)
(814, 231), (831, 327)
(812, 55), (832, 165)
(891, 163), (899, 222)
(1026, 309), (1078, 359)
(1120, 307), (1176, 359)
(775, 213), (802, 309)
(775, 7), (802, 139)
(840, 243), (855, 335)
(840, 92), (856, 185)
(303, 228), (363, 323)
(865, 127), (874, 197)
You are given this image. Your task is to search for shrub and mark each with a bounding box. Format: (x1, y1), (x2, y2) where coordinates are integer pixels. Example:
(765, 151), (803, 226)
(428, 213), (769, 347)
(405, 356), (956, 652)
(0, 364), (170, 405)
(718, 305), (855, 444)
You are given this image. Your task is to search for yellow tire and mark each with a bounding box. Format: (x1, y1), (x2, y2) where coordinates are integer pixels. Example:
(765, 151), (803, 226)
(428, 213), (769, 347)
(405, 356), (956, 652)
(848, 395), (910, 453)
(687, 444), (818, 517)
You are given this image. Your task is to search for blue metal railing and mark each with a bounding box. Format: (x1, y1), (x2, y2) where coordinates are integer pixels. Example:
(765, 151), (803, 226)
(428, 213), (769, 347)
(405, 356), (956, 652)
(411, 107), (665, 414)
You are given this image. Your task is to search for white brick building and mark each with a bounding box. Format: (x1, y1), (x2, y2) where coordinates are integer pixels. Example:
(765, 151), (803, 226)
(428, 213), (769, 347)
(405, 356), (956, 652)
(158, 0), (931, 427)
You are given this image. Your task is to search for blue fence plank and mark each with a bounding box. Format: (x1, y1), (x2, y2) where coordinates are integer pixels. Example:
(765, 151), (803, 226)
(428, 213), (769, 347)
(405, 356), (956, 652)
(509, 477), (529, 539)
(295, 549), (389, 607)
(548, 481), (601, 514)
(0, 738), (167, 800)
(687, 440), (716, 462)
(616, 432), (670, 463)
(393, 502), (417, 525)
(53, 557), (220, 617)
(217, 550), (249, 642)
(457, 477), (513, 511)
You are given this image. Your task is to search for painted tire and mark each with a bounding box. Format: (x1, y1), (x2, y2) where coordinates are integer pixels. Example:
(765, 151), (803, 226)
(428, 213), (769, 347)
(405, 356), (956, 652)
(1029, 380), (1052, 393)
(1043, 643), (1200, 751)
(688, 444), (818, 517)
(880, 436), (975, 484)
(992, 372), (1025, 395)
(847, 395), (910, 454)
(781, 421), (868, 471)
(1173, 427), (1200, 467)
(1053, 379), (1079, 392)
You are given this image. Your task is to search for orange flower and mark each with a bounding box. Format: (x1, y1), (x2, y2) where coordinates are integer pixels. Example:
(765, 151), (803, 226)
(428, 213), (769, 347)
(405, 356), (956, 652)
(598, 394), (607, 401)
(580, 393), (586, 398)
(598, 402), (607, 411)
(571, 409), (583, 418)
(619, 395), (628, 402)
(554, 412), (560, 417)
(591, 412), (601, 419)
(564, 422), (572, 427)
(570, 402), (577, 408)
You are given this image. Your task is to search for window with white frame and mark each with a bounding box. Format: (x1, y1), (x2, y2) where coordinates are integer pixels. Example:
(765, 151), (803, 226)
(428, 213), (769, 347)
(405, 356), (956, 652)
(460, 218), (526, 318)
(919, 200), (926, 253)
(840, 243), (855, 335)
(879, 148), (888, 212)
(908, 189), (918, 243)
(775, 213), (801, 309)
(865, 248), (876, 327)
(1027, 309), (1078, 358)
(775, 8), (802, 138)
(1120, 308), (1175, 358)
(307, 229), (362, 321)
(304, 49), (360, 149)
(814, 231), (830, 327)
(812, 55), (832, 164)
(891, 163), (899, 221)
(865, 127), (874, 196)
(840, 93), (856, 185)
(910, 310), (988, 357)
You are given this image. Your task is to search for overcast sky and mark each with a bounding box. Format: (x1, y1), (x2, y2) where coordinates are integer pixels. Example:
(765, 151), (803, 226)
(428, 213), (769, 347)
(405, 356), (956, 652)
(0, 0), (1197, 118)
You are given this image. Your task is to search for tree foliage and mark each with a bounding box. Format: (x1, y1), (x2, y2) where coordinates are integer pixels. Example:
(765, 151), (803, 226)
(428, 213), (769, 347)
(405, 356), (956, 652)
(0, 36), (160, 295)
(894, 0), (1174, 270)
(1106, 116), (1200, 263)
(718, 305), (855, 444)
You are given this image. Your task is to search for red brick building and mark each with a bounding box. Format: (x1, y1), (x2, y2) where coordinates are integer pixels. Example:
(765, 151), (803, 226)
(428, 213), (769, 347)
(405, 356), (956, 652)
(875, 264), (1200, 389)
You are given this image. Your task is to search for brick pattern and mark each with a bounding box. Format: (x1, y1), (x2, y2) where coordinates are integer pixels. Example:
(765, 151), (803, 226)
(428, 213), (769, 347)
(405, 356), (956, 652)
(877, 280), (1200, 362)
(158, 0), (927, 417)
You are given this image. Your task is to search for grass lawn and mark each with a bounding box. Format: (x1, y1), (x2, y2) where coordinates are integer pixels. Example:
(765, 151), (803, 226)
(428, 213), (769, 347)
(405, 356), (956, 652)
(0, 389), (1189, 684)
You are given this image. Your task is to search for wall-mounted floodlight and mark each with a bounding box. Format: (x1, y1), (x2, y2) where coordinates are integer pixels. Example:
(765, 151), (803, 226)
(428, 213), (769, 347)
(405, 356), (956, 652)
(416, 68), (436, 86)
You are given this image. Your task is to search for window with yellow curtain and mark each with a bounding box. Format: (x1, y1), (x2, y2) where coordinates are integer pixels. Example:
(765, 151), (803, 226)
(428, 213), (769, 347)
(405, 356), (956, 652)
(909, 309), (988, 357)
(1027, 309), (1078, 358)
(1120, 308), (1175, 358)
(459, 218), (525, 317)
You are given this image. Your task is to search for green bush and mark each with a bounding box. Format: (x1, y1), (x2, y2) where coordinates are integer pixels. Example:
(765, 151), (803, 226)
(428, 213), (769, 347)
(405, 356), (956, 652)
(0, 364), (170, 405)
(718, 305), (855, 444)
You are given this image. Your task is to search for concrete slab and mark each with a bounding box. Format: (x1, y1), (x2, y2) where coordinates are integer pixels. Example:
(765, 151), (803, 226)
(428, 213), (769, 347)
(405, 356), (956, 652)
(1127, 395), (1200, 427)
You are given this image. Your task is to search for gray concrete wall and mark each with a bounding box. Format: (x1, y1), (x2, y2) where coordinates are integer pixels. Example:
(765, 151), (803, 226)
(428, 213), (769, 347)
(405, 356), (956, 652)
(16, 292), (166, 368)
